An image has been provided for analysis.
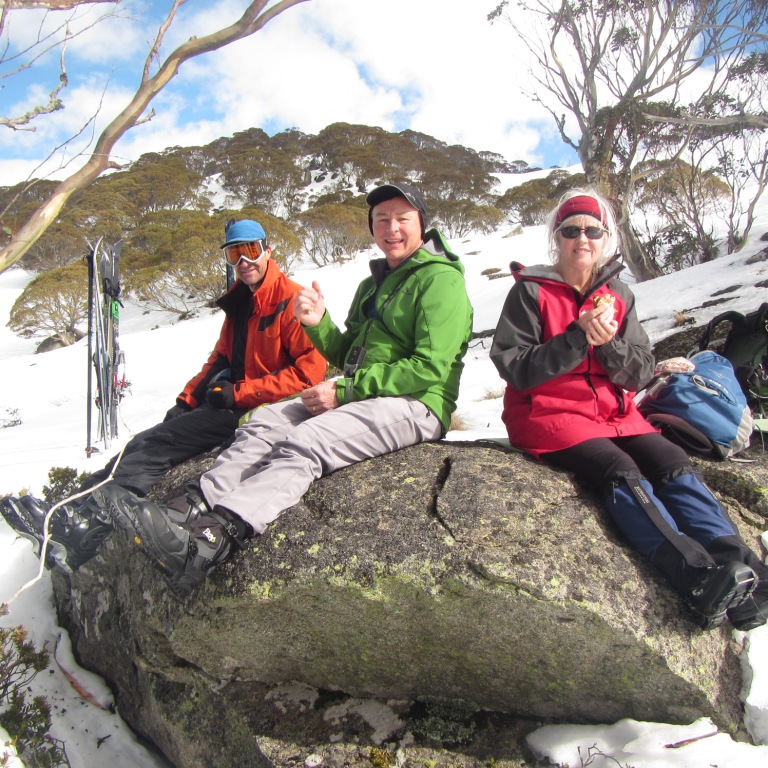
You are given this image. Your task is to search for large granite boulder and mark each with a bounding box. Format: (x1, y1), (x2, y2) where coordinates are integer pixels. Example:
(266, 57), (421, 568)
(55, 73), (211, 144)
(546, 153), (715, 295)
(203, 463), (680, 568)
(51, 441), (767, 768)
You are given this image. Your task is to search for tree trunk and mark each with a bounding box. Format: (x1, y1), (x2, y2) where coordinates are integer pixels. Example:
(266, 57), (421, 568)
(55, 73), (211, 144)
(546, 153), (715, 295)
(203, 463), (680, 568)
(582, 162), (662, 283)
(618, 223), (663, 282)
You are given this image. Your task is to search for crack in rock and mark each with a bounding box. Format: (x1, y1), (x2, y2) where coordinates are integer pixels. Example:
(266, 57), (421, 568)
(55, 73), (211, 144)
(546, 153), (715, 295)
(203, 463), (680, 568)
(427, 456), (457, 539)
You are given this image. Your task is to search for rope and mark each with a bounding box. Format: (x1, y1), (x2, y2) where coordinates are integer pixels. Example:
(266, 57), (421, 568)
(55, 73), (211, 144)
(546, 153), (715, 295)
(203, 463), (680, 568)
(3, 443), (128, 608)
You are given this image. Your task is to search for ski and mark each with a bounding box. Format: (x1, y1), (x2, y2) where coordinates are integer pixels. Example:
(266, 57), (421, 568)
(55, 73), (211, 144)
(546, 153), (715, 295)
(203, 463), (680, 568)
(85, 237), (126, 455)
(98, 239), (125, 442)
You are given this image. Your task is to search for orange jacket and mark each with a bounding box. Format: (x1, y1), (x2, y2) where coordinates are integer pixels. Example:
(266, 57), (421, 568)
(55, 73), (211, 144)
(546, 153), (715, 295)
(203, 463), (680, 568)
(178, 259), (326, 410)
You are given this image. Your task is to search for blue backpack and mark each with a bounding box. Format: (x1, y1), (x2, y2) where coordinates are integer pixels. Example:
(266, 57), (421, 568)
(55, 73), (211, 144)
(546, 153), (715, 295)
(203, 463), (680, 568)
(638, 351), (753, 460)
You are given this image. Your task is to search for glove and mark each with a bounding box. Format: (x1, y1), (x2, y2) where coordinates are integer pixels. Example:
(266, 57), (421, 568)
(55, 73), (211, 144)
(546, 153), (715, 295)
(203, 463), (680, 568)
(164, 401), (192, 422)
(206, 380), (235, 409)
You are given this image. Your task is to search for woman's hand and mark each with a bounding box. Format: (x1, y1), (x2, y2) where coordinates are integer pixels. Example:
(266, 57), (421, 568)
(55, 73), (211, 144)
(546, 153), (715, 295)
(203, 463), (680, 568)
(577, 304), (618, 346)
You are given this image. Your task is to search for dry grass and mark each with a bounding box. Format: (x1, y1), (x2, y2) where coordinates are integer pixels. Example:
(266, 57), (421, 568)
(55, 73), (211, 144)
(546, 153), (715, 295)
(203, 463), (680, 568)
(449, 412), (470, 431)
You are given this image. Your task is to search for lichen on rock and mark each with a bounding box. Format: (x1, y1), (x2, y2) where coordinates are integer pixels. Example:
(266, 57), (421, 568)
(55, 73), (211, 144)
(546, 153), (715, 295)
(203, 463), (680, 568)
(51, 440), (768, 768)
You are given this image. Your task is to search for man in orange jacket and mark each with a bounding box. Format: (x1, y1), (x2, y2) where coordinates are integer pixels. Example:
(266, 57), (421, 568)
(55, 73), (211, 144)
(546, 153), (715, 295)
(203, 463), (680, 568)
(1, 219), (326, 570)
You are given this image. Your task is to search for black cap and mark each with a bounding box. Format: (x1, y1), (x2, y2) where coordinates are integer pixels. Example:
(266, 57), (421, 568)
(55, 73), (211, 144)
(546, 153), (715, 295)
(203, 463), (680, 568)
(366, 182), (427, 234)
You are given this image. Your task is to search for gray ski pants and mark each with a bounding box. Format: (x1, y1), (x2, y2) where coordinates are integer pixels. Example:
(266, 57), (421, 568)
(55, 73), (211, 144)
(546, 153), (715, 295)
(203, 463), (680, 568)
(198, 395), (442, 533)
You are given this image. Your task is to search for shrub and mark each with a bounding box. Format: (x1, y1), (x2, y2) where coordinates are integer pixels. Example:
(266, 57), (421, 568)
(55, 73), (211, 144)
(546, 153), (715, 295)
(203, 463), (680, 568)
(8, 263), (88, 341)
(0, 409), (21, 429)
(0, 619), (70, 768)
(295, 204), (370, 266)
(42, 467), (89, 506)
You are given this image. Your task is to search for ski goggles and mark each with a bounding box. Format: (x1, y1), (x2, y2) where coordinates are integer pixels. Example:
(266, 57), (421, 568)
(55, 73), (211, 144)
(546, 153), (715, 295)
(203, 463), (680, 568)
(222, 240), (267, 266)
(557, 225), (607, 240)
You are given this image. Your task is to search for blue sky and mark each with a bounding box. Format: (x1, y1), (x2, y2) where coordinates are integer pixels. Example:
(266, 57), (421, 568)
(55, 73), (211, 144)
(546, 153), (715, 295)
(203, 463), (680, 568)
(0, 0), (579, 187)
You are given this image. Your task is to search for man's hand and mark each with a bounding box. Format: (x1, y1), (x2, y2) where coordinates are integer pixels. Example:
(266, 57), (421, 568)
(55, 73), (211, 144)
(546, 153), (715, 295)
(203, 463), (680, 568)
(577, 304), (618, 346)
(300, 381), (339, 415)
(163, 401), (192, 422)
(295, 281), (325, 327)
(206, 380), (235, 409)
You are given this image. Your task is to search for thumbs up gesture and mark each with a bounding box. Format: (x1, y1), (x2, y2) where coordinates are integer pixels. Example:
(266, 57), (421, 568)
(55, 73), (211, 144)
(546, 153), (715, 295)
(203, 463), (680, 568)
(295, 281), (326, 327)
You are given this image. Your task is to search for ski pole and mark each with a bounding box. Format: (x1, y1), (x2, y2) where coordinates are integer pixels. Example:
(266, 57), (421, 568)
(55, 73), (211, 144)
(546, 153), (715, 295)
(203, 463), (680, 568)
(86, 244), (95, 456)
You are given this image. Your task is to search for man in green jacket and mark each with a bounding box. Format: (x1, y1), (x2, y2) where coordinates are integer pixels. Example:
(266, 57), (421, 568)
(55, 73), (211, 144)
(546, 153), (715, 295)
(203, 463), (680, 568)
(97, 182), (474, 596)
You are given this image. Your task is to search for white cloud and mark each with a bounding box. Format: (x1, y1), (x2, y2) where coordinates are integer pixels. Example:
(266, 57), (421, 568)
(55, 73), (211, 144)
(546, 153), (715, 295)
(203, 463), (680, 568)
(187, 10), (405, 135)
(178, 0), (557, 161)
(68, 0), (150, 65)
(1, 0), (138, 65)
(0, 0), (572, 187)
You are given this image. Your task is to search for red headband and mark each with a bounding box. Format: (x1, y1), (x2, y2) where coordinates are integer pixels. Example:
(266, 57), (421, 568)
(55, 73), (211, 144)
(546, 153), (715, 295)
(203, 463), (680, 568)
(555, 195), (607, 227)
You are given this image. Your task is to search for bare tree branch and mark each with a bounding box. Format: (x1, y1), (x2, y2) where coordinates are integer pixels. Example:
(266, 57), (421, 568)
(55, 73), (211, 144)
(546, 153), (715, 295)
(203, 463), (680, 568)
(492, 0), (768, 281)
(0, 80), (111, 225)
(0, 0), (311, 273)
(0, 30), (69, 130)
(643, 113), (768, 130)
(3, 1), (114, 9)
(0, 72), (67, 130)
(143, 0), (185, 82)
(1, 1), (123, 131)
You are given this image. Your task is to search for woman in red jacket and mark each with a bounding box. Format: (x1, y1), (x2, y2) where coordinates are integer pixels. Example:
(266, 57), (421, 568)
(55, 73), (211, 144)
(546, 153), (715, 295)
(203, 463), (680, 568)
(491, 189), (767, 631)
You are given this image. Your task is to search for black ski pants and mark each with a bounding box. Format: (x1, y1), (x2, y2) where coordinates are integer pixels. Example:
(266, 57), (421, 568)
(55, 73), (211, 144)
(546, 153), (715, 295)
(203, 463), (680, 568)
(542, 432), (691, 490)
(81, 405), (246, 496)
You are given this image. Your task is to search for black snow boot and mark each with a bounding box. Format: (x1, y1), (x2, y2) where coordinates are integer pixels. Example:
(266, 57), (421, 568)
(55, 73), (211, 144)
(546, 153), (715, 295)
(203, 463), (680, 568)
(705, 535), (768, 631)
(728, 578), (768, 631)
(685, 562), (758, 629)
(165, 483), (210, 526)
(653, 539), (757, 629)
(94, 484), (252, 597)
(1, 494), (45, 546)
(1, 493), (112, 571)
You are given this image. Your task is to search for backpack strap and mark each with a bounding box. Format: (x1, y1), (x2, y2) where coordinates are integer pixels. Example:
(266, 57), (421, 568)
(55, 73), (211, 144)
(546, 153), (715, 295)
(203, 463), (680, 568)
(642, 412), (722, 457)
(698, 310), (746, 351)
(751, 302), (768, 333)
(699, 303), (768, 351)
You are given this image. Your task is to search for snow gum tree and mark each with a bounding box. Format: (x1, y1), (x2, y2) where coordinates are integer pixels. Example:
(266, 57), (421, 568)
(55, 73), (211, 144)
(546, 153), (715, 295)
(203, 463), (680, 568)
(489, 0), (768, 281)
(8, 260), (89, 341)
(0, 0), (311, 275)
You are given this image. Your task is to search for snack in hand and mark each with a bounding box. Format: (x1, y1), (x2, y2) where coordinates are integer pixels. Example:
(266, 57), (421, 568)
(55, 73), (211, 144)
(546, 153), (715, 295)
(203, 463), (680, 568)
(593, 294), (616, 309)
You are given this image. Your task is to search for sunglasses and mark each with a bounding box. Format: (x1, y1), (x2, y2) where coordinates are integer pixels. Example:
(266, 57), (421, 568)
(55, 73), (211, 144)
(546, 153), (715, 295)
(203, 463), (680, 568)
(222, 240), (267, 266)
(558, 225), (607, 240)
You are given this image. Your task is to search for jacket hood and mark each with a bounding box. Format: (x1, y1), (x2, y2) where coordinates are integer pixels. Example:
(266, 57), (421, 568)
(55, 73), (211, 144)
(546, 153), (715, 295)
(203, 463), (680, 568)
(510, 259), (624, 293)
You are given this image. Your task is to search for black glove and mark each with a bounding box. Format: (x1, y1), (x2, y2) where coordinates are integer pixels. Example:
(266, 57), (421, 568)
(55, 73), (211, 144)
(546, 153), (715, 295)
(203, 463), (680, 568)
(206, 380), (235, 409)
(164, 400), (192, 422)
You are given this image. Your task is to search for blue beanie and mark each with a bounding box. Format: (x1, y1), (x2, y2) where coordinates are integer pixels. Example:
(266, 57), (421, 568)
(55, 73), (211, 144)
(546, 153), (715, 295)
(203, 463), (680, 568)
(221, 219), (267, 248)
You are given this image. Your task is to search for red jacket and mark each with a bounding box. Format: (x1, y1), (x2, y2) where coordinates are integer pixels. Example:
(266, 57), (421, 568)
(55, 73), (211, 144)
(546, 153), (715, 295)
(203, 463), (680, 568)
(490, 261), (657, 458)
(178, 259), (326, 410)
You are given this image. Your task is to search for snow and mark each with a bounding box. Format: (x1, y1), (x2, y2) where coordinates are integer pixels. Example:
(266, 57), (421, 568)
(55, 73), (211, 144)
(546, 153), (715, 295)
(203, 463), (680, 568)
(1, 194), (768, 766)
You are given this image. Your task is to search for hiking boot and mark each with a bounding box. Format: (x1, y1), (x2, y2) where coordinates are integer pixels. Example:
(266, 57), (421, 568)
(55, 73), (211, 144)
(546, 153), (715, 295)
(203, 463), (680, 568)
(94, 484), (247, 597)
(685, 562), (757, 629)
(0, 493), (112, 571)
(728, 577), (768, 631)
(1, 494), (45, 545)
(165, 484), (209, 526)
